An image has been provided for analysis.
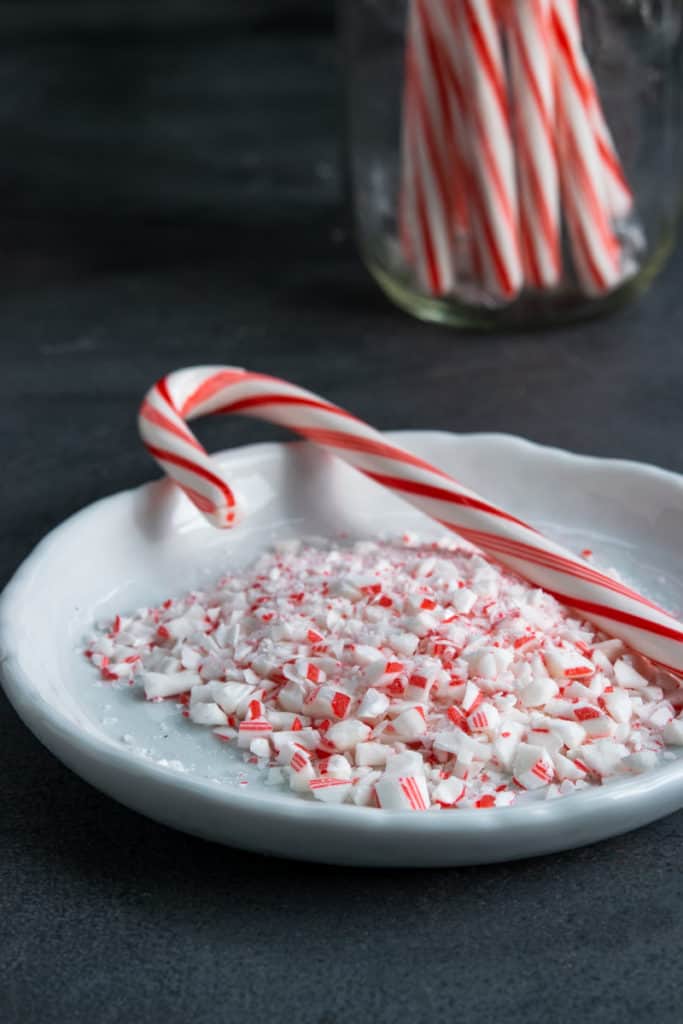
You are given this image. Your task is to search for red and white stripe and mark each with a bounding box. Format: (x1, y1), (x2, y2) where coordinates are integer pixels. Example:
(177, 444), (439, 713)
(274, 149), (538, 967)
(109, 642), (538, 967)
(565, 0), (633, 219)
(551, 0), (622, 294)
(506, 0), (561, 288)
(444, 0), (523, 301)
(399, 776), (429, 810)
(421, 0), (470, 239)
(375, 773), (429, 810)
(427, 0), (489, 287)
(139, 366), (683, 675)
(587, 84), (634, 221)
(399, 0), (455, 296)
(308, 777), (352, 803)
(290, 750), (311, 774)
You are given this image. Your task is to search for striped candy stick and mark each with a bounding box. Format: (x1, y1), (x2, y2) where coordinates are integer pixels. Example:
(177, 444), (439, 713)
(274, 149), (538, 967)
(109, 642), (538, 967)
(139, 366), (683, 676)
(427, 0), (491, 289)
(551, 0), (622, 294)
(566, 0), (633, 220)
(399, 0), (456, 296)
(418, 0), (471, 250)
(445, 0), (523, 301)
(505, 0), (562, 289)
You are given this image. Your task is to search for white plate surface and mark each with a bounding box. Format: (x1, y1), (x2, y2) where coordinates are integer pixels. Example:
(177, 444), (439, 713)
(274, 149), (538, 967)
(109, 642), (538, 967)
(2, 432), (683, 867)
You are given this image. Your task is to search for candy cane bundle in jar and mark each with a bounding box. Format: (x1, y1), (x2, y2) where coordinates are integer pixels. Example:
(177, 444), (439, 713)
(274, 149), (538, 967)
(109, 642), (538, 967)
(340, 0), (681, 327)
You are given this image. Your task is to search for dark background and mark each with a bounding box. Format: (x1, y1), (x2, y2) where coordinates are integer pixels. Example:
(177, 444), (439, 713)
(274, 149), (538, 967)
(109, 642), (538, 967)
(2, 3), (682, 1023)
(0, 1), (336, 221)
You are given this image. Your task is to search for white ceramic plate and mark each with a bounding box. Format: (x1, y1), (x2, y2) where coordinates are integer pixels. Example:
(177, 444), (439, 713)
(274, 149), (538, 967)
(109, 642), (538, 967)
(2, 432), (683, 867)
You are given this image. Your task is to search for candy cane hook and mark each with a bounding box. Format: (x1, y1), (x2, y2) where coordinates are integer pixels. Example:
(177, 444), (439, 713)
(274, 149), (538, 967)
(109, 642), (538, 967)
(139, 366), (683, 674)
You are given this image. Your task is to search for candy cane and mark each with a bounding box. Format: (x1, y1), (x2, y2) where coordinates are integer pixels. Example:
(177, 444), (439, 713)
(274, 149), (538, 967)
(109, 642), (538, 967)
(566, 0), (633, 219)
(445, 0), (523, 301)
(419, 1), (470, 247)
(139, 366), (683, 675)
(428, 0), (490, 289)
(506, 0), (562, 289)
(399, 0), (455, 296)
(551, 0), (622, 295)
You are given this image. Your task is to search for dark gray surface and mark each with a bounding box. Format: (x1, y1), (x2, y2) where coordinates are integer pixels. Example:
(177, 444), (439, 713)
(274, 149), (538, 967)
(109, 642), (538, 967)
(2, 10), (683, 1024)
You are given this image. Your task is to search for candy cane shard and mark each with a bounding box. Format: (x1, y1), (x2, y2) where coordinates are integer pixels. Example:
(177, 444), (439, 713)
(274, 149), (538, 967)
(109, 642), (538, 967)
(139, 366), (683, 675)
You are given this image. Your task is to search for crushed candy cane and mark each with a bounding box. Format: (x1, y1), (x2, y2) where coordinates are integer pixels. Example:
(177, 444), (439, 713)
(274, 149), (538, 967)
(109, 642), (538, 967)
(84, 536), (683, 810)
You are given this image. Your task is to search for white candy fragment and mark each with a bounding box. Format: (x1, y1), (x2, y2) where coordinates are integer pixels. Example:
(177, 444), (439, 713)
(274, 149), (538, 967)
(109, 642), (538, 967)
(549, 719), (586, 748)
(357, 688), (390, 721)
(180, 645), (203, 670)
(519, 677), (559, 708)
(352, 772), (382, 807)
(309, 778), (352, 804)
(272, 727), (319, 753)
(403, 612), (437, 636)
(602, 689), (632, 724)
(390, 631), (420, 657)
(237, 718), (273, 748)
(393, 706), (427, 741)
(384, 750), (426, 778)
(375, 774), (430, 810)
(304, 685), (353, 719)
(465, 648), (499, 680)
(623, 750), (658, 773)
(213, 682), (257, 714)
(326, 719), (371, 752)
(213, 726), (237, 742)
(277, 682), (306, 713)
(355, 742), (389, 767)
(189, 702), (228, 726)
(461, 682), (482, 714)
(468, 703), (500, 733)
(351, 645), (384, 667)
(574, 706), (616, 738)
(614, 659), (650, 690)
(494, 791), (516, 807)
(592, 639), (624, 662)
(544, 647), (595, 680)
(143, 670), (200, 700)
(492, 721), (525, 771)
(324, 755), (353, 781)
(287, 747), (316, 791)
(552, 752), (587, 782)
(527, 727), (562, 754)
(568, 740), (628, 777)
(512, 744), (555, 790)
(662, 719), (683, 745)
(452, 588), (476, 613)
(432, 776), (466, 807)
(648, 703), (675, 730)
(250, 738), (271, 759)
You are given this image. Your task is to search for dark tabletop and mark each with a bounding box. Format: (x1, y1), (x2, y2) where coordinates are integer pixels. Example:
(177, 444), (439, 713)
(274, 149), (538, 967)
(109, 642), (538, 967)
(2, 5), (683, 1023)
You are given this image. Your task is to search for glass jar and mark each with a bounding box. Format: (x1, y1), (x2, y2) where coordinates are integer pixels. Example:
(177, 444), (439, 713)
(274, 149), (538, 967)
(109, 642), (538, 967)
(340, 0), (682, 328)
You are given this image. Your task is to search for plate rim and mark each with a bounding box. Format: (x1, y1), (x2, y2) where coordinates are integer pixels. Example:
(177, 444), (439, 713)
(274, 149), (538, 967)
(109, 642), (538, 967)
(2, 430), (683, 852)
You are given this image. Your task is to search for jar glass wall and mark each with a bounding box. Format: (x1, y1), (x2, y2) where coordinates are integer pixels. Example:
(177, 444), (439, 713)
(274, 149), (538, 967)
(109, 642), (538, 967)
(340, 0), (683, 329)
